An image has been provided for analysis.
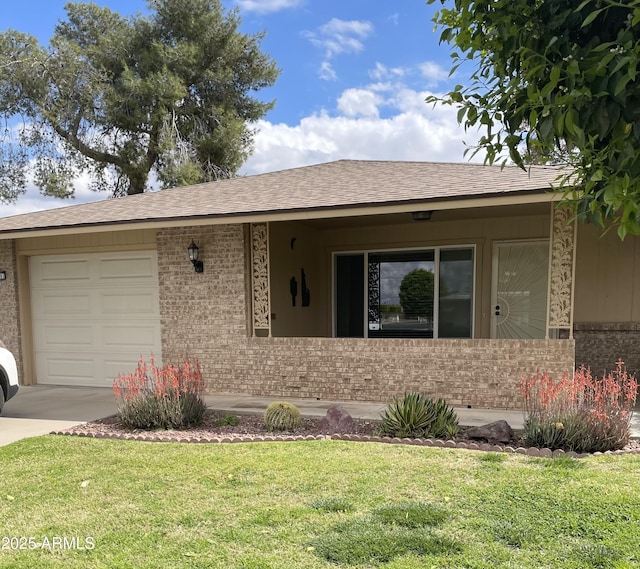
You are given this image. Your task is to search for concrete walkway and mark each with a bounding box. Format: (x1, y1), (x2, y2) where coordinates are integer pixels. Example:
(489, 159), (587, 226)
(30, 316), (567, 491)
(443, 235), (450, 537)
(1, 386), (638, 446)
(207, 394), (528, 429)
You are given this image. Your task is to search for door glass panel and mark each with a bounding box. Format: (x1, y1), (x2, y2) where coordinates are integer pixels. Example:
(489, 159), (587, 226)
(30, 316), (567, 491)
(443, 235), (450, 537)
(368, 251), (435, 338)
(493, 241), (549, 339)
(438, 248), (473, 338)
(335, 255), (364, 337)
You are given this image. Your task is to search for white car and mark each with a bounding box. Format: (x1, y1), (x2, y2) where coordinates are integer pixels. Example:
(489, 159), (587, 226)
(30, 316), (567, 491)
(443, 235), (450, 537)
(0, 340), (19, 414)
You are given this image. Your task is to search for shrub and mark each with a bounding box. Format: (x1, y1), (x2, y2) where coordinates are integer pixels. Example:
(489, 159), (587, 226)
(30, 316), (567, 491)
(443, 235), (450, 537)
(264, 401), (302, 431)
(520, 360), (637, 453)
(113, 356), (207, 430)
(217, 413), (239, 427)
(379, 392), (459, 438)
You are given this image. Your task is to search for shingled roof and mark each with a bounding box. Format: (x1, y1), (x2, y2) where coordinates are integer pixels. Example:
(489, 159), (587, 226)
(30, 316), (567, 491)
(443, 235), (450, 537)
(0, 160), (564, 235)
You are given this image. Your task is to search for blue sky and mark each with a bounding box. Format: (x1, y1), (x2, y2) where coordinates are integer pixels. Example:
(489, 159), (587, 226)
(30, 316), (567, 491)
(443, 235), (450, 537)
(1, 0), (481, 216)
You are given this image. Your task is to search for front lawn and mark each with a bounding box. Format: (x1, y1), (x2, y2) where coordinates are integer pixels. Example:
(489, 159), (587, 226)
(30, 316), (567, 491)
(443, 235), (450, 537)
(1, 436), (639, 568)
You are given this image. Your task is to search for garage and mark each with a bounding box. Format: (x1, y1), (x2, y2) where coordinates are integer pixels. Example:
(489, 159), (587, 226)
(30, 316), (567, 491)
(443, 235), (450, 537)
(30, 251), (162, 387)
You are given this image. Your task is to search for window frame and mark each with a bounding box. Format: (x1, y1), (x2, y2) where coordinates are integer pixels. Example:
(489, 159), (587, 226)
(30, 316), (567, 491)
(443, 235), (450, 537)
(332, 244), (476, 339)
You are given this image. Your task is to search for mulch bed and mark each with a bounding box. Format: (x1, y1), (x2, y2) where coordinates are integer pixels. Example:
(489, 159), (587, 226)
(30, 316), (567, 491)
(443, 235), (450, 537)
(51, 410), (640, 458)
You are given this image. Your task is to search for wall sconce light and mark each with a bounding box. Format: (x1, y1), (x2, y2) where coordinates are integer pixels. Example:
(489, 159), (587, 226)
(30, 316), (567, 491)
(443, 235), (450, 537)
(0, 271), (5, 281)
(187, 240), (204, 273)
(411, 210), (433, 221)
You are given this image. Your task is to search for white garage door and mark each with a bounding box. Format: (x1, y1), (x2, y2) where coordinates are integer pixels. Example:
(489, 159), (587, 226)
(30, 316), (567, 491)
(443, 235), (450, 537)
(30, 251), (162, 387)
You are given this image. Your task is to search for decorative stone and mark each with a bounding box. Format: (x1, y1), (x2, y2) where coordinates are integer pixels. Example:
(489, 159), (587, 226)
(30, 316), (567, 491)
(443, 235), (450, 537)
(318, 404), (357, 433)
(464, 420), (514, 444)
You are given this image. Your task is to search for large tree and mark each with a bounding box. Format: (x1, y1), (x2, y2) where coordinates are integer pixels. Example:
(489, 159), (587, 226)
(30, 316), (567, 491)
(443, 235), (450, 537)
(427, 0), (640, 238)
(0, 0), (279, 201)
(399, 269), (435, 320)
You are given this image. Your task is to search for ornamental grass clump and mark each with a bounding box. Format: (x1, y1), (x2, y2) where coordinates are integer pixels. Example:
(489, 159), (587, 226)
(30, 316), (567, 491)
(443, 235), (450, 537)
(520, 360), (637, 453)
(113, 356), (207, 430)
(379, 392), (459, 438)
(264, 401), (302, 431)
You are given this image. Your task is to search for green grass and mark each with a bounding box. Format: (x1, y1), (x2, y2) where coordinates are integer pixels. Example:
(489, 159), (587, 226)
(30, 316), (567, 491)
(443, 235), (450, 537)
(1, 436), (639, 568)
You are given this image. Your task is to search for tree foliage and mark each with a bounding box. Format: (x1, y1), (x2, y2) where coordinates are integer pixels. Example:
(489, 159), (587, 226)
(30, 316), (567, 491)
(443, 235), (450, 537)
(0, 0), (279, 202)
(399, 269), (434, 319)
(427, 0), (640, 239)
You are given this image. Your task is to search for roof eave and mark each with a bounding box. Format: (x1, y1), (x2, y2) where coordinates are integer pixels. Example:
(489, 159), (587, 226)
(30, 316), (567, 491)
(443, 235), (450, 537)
(0, 188), (557, 239)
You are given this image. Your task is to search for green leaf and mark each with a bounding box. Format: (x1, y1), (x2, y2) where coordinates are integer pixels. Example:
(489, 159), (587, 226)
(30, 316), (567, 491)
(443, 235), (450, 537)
(582, 7), (606, 27)
(615, 74), (632, 97)
(618, 223), (628, 240)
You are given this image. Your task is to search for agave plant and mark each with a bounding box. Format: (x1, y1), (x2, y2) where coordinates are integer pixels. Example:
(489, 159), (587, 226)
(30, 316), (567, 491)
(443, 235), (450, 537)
(380, 392), (458, 438)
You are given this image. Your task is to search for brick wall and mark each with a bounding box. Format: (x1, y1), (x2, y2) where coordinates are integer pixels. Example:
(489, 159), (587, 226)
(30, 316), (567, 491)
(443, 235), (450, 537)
(204, 337), (575, 409)
(0, 240), (23, 379)
(157, 224), (249, 363)
(574, 323), (640, 376)
(157, 223), (575, 410)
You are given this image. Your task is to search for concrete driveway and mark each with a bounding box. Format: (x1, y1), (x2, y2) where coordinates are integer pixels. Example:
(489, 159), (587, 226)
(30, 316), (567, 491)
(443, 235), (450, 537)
(0, 386), (116, 447)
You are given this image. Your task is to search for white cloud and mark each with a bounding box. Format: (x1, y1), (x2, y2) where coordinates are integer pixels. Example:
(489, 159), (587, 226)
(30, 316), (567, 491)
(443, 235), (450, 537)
(420, 61), (451, 85)
(305, 18), (374, 80)
(369, 62), (405, 81)
(235, 0), (303, 13)
(242, 85), (485, 175)
(319, 61), (337, 81)
(0, 172), (105, 218)
(337, 88), (382, 118)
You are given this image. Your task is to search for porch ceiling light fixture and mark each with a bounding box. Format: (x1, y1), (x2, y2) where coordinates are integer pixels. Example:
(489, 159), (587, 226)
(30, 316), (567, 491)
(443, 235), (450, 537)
(187, 240), (204, 273)
(411, 210), (433, 221)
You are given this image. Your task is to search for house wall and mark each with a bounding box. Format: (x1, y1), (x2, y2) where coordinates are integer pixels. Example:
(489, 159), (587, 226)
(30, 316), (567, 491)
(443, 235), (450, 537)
(574, 224), (640, 375)
(156, 222), (574, 409)
(17, 229), (157, 255)
(0, 219), (577, 409)
(199, 337), (575, 409)
(0, 239), (23, 379)
(269, 222), (327, 337)
(157, 224), (250, 363)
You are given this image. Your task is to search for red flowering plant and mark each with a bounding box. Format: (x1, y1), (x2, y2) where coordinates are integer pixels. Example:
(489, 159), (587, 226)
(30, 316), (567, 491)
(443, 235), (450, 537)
(520, 360), (637, 453)
(113, 356), (207, 430)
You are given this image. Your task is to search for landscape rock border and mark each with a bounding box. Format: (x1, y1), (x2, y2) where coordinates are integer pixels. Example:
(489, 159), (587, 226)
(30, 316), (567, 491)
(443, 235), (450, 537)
(49, 427), (640, 459)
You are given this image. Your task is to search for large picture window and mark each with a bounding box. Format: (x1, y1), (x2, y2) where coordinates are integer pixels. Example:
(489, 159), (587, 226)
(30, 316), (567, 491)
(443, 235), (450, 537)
(335, 247), (474, 338)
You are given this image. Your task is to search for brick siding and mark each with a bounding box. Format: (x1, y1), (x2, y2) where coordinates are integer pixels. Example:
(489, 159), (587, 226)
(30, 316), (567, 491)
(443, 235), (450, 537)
(202, 337), (575, 409)
(574, 322), (640, 377)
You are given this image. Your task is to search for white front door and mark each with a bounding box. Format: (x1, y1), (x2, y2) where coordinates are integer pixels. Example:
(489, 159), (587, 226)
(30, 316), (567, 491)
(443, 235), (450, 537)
(491, 241), (549, 339)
